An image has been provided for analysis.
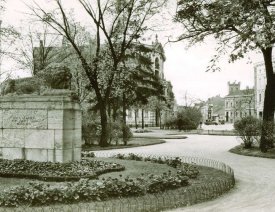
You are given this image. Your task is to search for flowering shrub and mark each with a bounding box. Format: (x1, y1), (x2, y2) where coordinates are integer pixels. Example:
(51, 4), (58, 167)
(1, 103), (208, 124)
(0, 159), (124, 181)
(0, 170), (190, 207)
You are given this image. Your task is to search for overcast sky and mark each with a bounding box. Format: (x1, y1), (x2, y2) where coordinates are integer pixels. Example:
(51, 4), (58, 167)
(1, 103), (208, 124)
(1, 0), (264, 105)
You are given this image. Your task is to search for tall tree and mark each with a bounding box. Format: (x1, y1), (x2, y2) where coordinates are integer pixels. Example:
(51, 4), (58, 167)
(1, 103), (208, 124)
(0, 0), (19, 78)
(175, 0), (275, 152)
(29, 0), (166, 147)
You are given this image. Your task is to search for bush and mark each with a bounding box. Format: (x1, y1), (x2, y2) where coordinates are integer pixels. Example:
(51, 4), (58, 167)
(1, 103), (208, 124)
(82, 110), (101, 145)
(234, 116), (262, 148)
(163, 107), (202, 130)
(82, 109), (133, 146)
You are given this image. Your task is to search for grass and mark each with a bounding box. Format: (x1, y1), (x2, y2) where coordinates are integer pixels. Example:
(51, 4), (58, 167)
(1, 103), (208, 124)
(82, 137), (165, 151)
(95, 158), (177, 179)
(229, 144), (275, 159)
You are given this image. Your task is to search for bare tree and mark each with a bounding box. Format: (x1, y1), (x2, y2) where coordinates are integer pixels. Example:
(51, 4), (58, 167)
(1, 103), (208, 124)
(28, 0), (166, 147)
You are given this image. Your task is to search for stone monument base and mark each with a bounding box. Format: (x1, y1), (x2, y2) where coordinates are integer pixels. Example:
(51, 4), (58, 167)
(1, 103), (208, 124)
(0, 94), (81, 163)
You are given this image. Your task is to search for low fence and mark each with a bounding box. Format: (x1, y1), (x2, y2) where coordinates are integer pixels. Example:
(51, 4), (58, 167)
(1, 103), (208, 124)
(182, 129), (236, 136)
(0, 153), (235, 212)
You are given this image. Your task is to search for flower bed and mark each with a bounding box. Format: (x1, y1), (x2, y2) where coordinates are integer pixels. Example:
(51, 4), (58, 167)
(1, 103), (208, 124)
(0, 155), (197, 207)
(0, 159), (125, 182)
(113, 153), (200, 178)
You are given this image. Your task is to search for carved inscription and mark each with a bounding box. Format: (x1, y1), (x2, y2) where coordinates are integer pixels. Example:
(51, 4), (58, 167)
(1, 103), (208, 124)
(3, 109), (47, 129)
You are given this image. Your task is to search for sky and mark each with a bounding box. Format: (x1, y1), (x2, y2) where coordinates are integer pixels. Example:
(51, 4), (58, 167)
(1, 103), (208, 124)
(0, 0), (264, 105)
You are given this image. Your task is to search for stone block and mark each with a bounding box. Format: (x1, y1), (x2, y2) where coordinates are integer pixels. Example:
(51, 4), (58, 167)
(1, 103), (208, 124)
(74, 110), (82, 129)
(2, 148), (24, 160)
(2, 129), (25, 148)
(54, 130), (63, 149)
(48, 110), (64, 129)
(47, 149), (55, 162)
(25, 130), (54, 149)
(73, 129), (82, 148)
(25, 148), (48, 162)
(3, 109), (47, 129)
(73, 148), (81, 161)
(55, 149), (63, 163)
(63, 148), (73, 162)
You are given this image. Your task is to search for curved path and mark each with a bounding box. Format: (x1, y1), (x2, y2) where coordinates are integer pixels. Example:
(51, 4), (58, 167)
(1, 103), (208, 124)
(99, 135), (275, 212)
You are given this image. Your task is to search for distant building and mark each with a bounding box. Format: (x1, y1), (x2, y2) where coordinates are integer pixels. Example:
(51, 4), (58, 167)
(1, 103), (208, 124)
(200, 95), (225, 123)
(224, 82), (255, 123)
(253, 61), (275, 118)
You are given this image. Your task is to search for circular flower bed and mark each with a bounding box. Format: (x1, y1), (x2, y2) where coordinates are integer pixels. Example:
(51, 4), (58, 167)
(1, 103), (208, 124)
(0, 159), (125, 181)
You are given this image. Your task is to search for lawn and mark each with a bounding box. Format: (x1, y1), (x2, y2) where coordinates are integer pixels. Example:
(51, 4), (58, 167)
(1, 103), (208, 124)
(82, 137), (165, 151)
(230, 145), (275, 159)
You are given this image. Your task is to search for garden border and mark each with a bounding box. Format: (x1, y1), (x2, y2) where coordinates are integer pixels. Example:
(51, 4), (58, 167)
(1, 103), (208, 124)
(2, 153), (235, 212)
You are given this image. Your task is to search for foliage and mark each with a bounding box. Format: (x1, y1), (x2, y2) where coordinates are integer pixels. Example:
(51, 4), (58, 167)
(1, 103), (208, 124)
(0, 159), (124, 182)
(82, 109), (133, 146)
(234, 116), (262, 148)
(30, 0), (167, 147)
(36, 65), (72, 89)
(164, 107), (202, 130)
(0, 167), (191, 207)
(175, 0), (275, 152)
(82, 109), (102, 145)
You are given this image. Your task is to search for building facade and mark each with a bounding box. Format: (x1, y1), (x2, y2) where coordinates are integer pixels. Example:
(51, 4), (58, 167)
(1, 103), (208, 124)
(253, 61), (275, 118)
(126, 36), (174, 127)
(224, 82), (255, 123)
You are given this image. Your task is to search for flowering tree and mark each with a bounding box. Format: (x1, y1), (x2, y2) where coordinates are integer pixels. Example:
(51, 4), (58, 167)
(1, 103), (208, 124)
(175, 0), (275, 152)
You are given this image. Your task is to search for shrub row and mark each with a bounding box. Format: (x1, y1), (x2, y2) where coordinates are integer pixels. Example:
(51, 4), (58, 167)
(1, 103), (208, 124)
(0, 159), (124, 182)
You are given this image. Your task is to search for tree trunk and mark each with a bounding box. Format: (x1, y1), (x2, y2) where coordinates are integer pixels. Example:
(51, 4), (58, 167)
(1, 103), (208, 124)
(122, 93), (127, 145)
(141, 109), (144, 129)
(155, 109), (159, 127)
(135, 109), (138, 129)
(98, 100), (109, 147)
(159, 111), (162, 129)
(260, 47), (275, 152)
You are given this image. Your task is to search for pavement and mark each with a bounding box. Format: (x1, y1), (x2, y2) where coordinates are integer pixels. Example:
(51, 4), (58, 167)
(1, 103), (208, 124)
(98, 133), (275, 212)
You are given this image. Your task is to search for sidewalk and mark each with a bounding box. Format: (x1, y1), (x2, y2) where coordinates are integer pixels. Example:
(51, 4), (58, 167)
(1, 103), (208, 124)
(99, 134), (275, 212)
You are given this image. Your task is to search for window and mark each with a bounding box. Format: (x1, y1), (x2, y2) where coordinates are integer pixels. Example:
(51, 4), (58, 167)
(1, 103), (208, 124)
(259, 94), (262, 102)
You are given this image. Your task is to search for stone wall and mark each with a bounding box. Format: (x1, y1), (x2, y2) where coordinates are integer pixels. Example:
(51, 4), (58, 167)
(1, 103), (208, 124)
(0, 95), (81, 162)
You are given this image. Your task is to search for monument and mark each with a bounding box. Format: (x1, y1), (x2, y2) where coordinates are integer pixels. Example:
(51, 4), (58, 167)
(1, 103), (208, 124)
(0, 94), (81, 162)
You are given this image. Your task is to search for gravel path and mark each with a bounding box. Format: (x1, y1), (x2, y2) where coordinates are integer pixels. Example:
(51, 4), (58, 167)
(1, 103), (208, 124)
(99, 134), (275, 212)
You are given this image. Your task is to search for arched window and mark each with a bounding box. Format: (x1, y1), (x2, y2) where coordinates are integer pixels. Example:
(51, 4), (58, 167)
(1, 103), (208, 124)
(155, 57), (160, 77)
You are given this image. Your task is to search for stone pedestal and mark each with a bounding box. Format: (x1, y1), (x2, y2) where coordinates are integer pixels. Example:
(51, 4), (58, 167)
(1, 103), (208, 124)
(0, 95), (81, 162)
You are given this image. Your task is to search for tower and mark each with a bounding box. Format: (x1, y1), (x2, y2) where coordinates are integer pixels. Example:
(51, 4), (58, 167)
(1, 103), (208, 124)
(228, 81), (240, 94)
